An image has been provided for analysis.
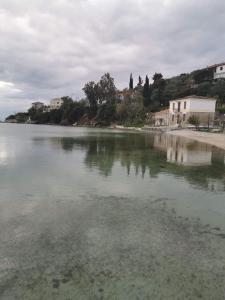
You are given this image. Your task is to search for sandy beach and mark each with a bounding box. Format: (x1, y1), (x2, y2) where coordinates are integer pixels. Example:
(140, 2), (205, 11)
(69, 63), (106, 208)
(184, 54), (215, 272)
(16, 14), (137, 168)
(167, 129), (225, 150)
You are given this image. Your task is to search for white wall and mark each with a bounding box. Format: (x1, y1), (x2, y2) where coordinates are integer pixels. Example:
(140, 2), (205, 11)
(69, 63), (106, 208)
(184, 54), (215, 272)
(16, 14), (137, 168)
(214, 65), (225, 79)
(50, 98), (64, 110)
(169, 98), (216, 113)
(169, 99), (190, 113)
(189, 99), (216, 112)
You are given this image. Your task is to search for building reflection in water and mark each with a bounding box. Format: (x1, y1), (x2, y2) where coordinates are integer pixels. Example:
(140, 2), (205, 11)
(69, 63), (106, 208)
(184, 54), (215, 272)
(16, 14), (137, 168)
(32, 132), (225, 191)
(153, 134), (213, 166)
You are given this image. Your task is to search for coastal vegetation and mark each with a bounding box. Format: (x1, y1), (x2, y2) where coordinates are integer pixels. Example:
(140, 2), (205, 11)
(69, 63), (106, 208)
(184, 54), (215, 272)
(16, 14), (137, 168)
(5, 112), (29, 123)
(5, 67), (225, 127)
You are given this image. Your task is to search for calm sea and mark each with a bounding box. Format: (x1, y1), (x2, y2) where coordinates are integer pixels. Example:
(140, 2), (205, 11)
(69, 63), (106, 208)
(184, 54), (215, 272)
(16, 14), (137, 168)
(0, 124), (225, 299)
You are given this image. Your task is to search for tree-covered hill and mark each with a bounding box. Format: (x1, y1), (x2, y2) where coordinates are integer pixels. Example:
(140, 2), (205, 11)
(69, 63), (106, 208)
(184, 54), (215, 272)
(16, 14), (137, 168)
(5, 66), (225, 127)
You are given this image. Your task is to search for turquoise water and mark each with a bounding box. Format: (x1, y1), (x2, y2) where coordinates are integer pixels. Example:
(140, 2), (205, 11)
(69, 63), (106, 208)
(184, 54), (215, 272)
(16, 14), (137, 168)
(0, 124), (225, 299)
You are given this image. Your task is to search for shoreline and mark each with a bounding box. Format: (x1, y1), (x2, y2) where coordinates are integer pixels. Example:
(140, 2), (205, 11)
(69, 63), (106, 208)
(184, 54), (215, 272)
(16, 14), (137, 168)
(114, 125), (225, 151)
(166, 129), (225, 151)
(2, 122), (225, 151)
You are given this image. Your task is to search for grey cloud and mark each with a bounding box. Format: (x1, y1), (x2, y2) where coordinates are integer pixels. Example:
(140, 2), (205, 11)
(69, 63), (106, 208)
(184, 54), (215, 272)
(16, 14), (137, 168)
(0, 0), (225, 119)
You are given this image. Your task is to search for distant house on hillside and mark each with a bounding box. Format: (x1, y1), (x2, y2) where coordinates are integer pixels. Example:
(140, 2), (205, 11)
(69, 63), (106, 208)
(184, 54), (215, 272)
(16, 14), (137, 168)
(193, 62), (225, 83)
(32, 102), (45, 110)
(43, 105), (50, 113)
(116, 89), (134, 101)
(116, 91), (125, 101)
(50, 98), (64, 110)
(208, 62), (225, 80)
(169, 96), (217, 127)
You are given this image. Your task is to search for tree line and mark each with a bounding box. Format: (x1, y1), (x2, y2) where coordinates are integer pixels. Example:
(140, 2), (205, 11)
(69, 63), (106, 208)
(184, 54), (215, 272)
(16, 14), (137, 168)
(5, 69), (225, 126)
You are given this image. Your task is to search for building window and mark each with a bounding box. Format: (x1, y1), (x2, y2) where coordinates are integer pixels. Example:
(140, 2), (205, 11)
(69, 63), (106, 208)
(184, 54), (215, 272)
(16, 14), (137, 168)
(220, 66), (223, 71)
(178, 102), (181, 112)
(184, 101), (186, 109)
(172, 103), (175, 110)
(172, 115), (174, 122)
(183, 114), (186, 121)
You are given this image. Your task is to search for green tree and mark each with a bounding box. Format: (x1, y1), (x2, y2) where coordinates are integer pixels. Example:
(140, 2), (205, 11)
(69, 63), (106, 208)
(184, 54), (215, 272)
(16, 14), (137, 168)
(137, 76), (143, 87)
(143, 76), (149, 98)
(153, 73), (163, 84)
(60, 96), (74, 125)
(196, 82), (211, 97)
(192, 68), (214, 84)
(98, 73), (116, 104)
(5, 114), (16, 121)
(150, 73), (167, 108)
(117, 92), (146, 126)
(212, 79), (225, 104)
(129, 73), (134, 90)
(96, 103), (116, 125)
(83, 81), (98, 114)
(143, 75), (151, 107)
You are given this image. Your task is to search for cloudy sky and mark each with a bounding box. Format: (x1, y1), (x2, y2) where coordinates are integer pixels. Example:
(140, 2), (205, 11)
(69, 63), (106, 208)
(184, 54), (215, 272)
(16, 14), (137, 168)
(0, 0), (225, 119)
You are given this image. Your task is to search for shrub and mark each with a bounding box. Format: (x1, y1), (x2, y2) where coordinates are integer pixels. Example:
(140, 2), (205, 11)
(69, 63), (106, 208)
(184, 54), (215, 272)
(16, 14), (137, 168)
(188, 115), (200, 130)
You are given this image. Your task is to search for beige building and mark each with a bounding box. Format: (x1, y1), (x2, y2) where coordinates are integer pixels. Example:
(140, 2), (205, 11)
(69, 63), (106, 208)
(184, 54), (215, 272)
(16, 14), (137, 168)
(153, 108), (170, 126)
(169, 96), (217, 127)
(50, 98), (64, 110)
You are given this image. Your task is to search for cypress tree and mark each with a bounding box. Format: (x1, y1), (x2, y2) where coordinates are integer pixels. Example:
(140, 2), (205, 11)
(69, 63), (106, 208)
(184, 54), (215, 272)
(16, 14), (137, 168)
(143, 75), (149, 98)
(129, 73), (134, 90)
(143, 75), (151, 107)
(137, 76), (143, 87)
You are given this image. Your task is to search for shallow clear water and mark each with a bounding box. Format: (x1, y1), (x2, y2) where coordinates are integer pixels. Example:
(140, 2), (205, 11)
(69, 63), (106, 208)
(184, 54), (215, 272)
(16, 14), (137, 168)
(0, 124), (225, 299)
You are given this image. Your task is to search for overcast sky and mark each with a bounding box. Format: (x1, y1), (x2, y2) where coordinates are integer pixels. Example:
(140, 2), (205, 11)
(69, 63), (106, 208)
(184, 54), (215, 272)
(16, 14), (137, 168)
(0, 0), (225, 119)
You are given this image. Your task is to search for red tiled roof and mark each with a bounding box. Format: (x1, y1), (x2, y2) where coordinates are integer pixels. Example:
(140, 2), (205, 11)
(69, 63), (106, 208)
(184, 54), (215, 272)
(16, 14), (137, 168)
(205, 62), (225, 69)
(154, 108), (169, 115)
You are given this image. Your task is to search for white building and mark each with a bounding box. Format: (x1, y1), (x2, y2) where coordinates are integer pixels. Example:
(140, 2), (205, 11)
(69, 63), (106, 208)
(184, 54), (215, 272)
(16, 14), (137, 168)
(169, 95), (217, 127)
(43, 105), (51, 113)
(210, 62), (225, 80)
(50, 98), (64, 110)
(214, 63), (225, 79)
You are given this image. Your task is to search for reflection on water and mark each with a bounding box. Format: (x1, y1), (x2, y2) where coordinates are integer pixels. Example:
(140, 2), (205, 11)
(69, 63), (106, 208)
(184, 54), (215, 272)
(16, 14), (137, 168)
(154, 135), (213, 166)
(0, 138), (13, 165)
(34, 132), (225, 192)
(1, 125), (225, 299)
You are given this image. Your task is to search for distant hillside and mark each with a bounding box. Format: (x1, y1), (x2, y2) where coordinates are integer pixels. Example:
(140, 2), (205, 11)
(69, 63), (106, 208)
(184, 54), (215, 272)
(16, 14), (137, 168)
(163, 66), (225, 108)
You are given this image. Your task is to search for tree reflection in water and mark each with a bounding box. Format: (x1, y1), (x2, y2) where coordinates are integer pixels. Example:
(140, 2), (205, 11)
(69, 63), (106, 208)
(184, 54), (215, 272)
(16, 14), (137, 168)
(35, 132), (225, 191)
